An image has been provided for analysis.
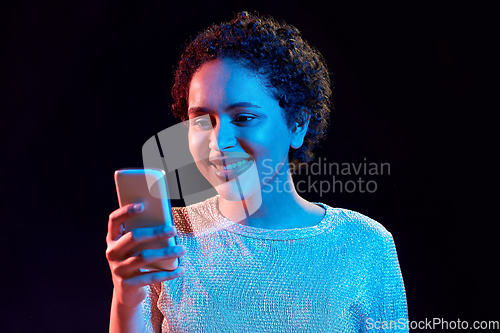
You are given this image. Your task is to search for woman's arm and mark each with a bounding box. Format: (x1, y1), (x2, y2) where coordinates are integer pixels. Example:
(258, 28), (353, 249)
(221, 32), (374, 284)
(365, 233), (408, 332)
(381, 236), (408, 330)
(110, 288), (148, 333)
(106, 203), (186, 333)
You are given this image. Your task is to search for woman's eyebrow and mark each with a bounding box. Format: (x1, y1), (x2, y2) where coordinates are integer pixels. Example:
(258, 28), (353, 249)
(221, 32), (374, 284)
(188, 102), (261, 115)
(187, 106), (208, 116)
(226, 102), (261, 110)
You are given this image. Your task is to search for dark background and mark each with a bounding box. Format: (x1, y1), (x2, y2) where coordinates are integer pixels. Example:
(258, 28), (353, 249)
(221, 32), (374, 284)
(1, 1), (495, 332)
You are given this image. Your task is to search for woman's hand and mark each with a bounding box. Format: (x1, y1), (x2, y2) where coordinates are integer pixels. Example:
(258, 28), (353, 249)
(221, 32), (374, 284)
(106, 203), (186, 309)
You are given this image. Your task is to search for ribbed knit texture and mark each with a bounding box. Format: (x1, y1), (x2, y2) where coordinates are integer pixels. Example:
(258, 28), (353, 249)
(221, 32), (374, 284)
(142, 196), (408, 332)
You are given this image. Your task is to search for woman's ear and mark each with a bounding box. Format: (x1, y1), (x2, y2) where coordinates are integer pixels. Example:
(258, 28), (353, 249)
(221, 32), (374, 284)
(290, 109), (310, 149)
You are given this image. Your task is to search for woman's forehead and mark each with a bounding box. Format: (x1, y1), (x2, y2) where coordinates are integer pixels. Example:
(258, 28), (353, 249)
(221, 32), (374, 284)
(188, 59), (274, 110)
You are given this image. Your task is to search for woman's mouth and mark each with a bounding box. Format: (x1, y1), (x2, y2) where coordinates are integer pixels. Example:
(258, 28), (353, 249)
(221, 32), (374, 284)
(210, 158), (254, 181)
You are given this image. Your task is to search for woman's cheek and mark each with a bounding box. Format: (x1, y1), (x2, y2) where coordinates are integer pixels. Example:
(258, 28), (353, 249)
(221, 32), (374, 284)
(189, 133), (211, 162)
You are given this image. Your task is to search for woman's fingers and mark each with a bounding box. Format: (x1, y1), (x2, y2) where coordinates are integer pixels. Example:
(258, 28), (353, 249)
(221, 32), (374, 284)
(106, 224), (178, 261)
(113, 246), (186, 278)
(105, 205), (186, 310)
(106, 203), (183, 275)
(123, 267), (186, 288)
(107, 203), (145, 242)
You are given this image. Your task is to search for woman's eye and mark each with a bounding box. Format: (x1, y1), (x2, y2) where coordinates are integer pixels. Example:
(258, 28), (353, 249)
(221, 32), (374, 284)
(233, 115), (256, 123)
(190, 117), (213, 129)
(189, 116), (213, 130)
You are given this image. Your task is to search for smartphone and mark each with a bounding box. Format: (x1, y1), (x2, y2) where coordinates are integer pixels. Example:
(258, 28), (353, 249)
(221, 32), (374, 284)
(114, 168), (178, 271)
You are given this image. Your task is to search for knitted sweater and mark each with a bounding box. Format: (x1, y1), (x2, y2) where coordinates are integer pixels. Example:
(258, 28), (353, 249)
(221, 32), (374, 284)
(142, 196), (408, 332)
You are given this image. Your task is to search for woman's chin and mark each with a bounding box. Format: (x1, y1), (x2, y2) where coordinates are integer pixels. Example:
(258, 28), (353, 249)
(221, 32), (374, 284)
(213, 164), (263, 218)
(215, 182), (263, 222)
(213, 179), (260, 202)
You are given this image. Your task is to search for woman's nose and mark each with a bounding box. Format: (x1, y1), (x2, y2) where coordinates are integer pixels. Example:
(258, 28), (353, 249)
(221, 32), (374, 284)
(209, 122), (236, 152)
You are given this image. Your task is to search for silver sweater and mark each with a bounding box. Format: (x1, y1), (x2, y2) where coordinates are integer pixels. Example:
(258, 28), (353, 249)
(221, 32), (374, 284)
(142, 196), (408, 332)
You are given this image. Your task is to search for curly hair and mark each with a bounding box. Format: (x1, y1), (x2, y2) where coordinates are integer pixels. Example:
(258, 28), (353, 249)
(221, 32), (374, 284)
(171, 11), (332, 170)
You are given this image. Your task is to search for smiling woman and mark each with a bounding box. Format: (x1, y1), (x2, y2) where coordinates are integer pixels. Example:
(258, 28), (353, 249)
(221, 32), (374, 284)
(106, 11), (408, 333)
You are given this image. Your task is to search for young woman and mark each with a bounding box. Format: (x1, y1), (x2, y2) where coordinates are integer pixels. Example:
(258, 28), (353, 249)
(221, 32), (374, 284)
(106, 12), (408, 332)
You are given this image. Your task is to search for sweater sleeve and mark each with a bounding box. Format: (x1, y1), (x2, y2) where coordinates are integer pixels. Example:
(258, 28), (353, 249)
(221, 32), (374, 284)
(364, 234), (408, 332)
(382, 235), (408, 331)
(141, 283), (164, 333)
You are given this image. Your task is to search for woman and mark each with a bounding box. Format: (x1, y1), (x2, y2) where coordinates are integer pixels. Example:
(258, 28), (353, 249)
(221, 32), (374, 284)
(106, 12), (408, 332)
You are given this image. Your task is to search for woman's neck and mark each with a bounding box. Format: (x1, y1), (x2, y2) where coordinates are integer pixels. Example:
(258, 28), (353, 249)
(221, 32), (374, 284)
(217, 174), (325, 230)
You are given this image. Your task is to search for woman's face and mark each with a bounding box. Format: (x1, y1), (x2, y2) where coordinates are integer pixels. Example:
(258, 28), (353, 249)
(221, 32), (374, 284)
(187, 59), (303, 201)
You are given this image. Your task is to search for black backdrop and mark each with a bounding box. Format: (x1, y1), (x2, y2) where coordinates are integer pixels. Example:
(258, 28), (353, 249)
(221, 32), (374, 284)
(1, 1), (495, 332)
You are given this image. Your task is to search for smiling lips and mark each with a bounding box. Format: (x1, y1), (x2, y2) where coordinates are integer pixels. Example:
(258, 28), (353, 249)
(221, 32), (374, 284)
(209, 158), (253, 181)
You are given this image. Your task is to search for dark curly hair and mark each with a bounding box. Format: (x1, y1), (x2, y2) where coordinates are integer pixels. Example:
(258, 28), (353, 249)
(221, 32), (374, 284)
(171, 11), (332, 170)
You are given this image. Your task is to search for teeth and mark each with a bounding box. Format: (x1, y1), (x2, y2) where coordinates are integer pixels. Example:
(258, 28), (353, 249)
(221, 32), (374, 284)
(215, 160), (248, 171)
(229, 159), (249, 170)
(213, 159), (250, 172)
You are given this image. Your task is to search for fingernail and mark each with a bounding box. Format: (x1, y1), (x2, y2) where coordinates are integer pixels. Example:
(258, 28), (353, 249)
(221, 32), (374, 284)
(132, 203), (144, 213)
(165, 226), (175, 235)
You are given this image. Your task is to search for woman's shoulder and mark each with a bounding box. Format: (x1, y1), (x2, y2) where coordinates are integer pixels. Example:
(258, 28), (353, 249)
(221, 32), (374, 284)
(319, 203), (395, 246)
(171, 196), (222, 234)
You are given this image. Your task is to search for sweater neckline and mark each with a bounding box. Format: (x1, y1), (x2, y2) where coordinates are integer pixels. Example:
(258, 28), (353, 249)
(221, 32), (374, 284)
(206, 196), (335, 241)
